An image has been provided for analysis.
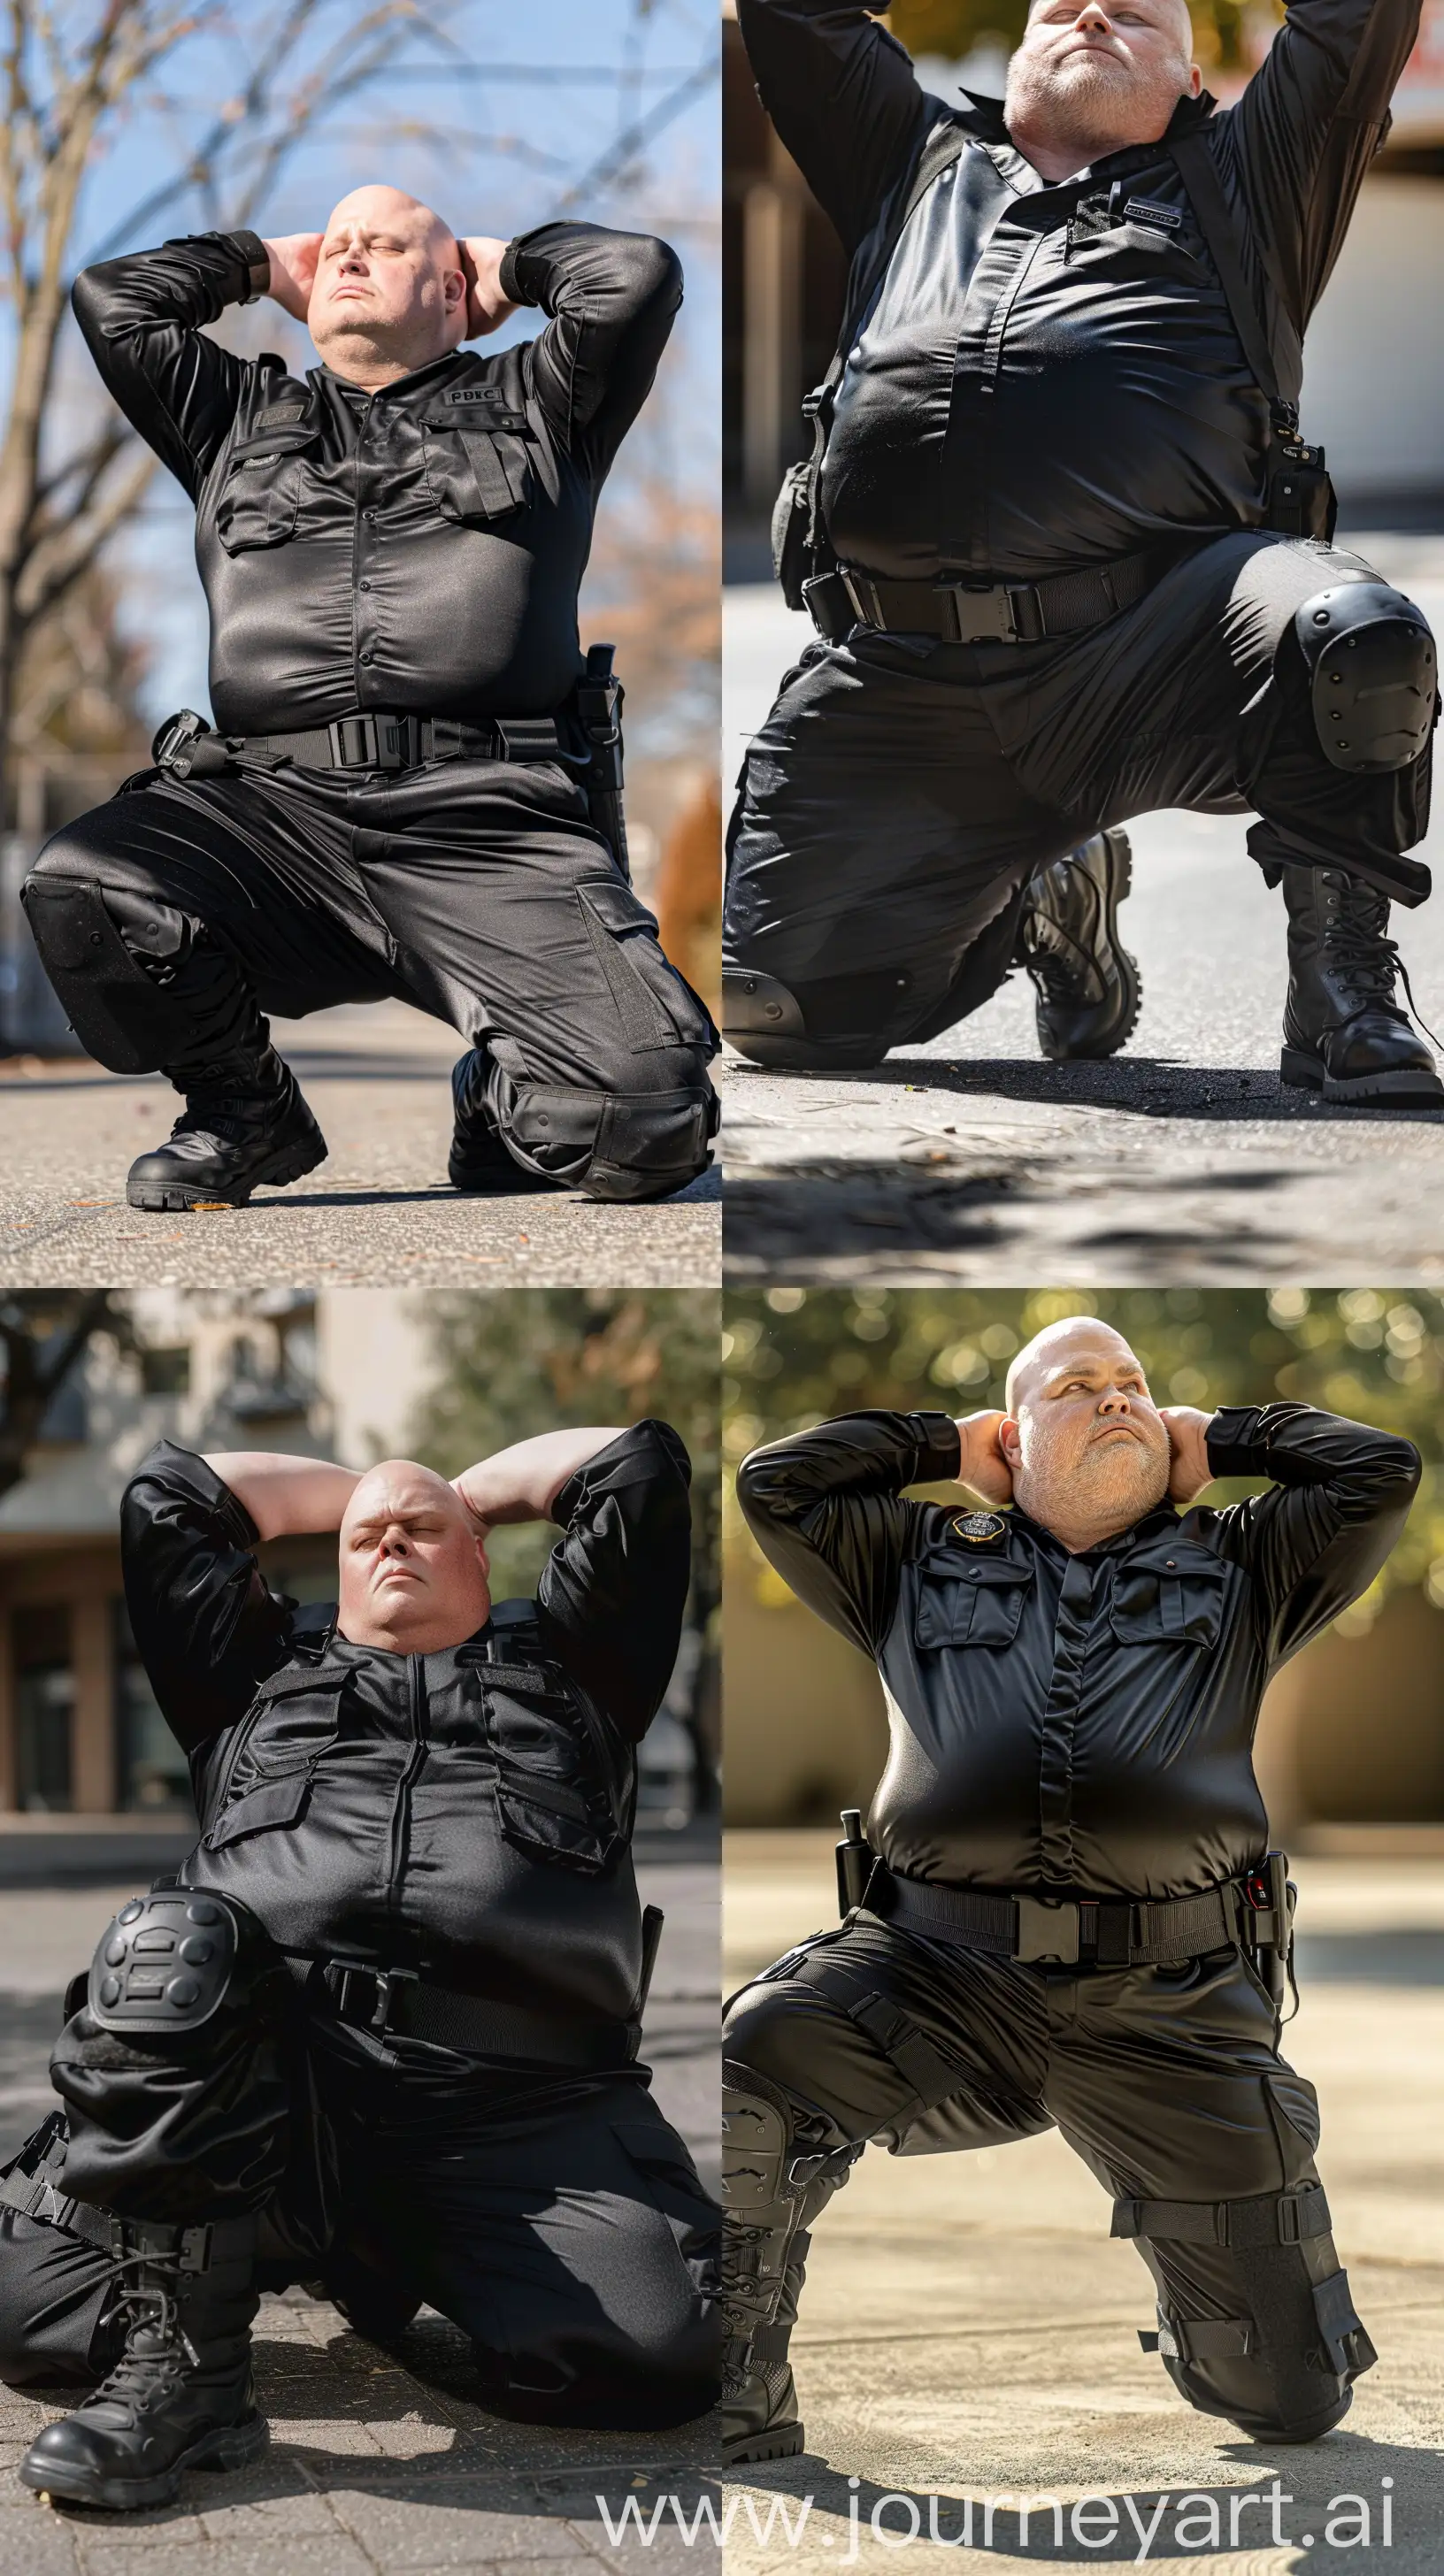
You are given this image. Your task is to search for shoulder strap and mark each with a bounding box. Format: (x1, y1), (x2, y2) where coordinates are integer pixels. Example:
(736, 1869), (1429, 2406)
(1169, 129), (1295, 417)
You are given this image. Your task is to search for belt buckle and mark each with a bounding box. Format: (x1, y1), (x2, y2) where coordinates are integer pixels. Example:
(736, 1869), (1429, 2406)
(840, 569), (882, 629)
(1015, 1896), (1080, 1964)
(937, 582), (1019, 644)
(328, 715), (378, 769)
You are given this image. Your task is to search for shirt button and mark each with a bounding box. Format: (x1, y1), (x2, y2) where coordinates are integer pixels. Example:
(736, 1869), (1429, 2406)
(359, 651), (373, 666)
(358, 579), (371, 591)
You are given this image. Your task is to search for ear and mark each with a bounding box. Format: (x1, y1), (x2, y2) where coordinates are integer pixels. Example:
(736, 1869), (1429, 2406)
(442, 264), (466, 312)
(999, 1414), (1023, 1470)
(1187, 62), (1202, 94)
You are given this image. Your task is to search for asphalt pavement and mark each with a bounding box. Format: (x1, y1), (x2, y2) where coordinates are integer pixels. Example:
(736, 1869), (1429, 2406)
(0, 1843), (720, 2570)
(722, 537), (1444, 1284)
(0, 1003), (719, 1288)
(723, 1833), (1444, 2574)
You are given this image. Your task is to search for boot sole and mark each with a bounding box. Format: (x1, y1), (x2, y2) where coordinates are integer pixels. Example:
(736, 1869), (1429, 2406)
(20, 2408), (267, 2511)
(126, 1132), (327, 1213)
(1038, 827), (1142, 1062)
(723, 2421), (806, 2466)
(1280, 1045), (1444, 1105)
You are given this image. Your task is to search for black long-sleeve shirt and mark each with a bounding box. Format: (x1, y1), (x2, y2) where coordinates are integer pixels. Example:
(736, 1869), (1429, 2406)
(73, 223), (681, 731)
(738, 0), (1418, 580)
(737, 1404), (1418, 1900)
(118, 1426), (693, 2019)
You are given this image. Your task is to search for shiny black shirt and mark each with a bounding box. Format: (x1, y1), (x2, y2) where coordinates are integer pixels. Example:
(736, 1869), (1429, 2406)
(739, 0), (1418, 580)
(737, 1404), (1418, 1900)
(73, 224), (681, 732)
(119, 1427), (692, 2023)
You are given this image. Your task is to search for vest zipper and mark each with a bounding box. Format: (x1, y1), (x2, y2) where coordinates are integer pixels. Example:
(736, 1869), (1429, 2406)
(387, 1652), (427, 1904)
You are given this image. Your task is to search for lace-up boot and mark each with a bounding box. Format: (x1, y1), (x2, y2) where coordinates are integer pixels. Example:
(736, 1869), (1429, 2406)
(1280, 864), (1443, 1102)
(126, 1049), (326, 1209)
(721, 2066), (860, 2466)
(19, 2213), (265, 2511)
(1016, 828), (1141, 1061)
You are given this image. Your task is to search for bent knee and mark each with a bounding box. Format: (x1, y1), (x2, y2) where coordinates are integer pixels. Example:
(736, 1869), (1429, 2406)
(475, 2307), (718, 2431)
(501, 1070), (718, 1201)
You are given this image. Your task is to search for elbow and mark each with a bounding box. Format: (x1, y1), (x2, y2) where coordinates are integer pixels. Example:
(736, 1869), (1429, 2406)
(618, 232), (684, 318)
(70, 266), (109, 349)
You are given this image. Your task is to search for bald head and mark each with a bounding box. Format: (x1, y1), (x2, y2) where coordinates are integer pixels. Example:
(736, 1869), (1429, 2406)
(307, 185), (468, 389)
(1005, 0), (1201, 185)
(338, 1458), (490, 1652)
(1000, 1315), (1172, 1548)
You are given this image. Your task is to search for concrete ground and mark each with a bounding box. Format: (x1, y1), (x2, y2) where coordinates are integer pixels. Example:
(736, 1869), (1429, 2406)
(721, 1831), (1444, 2573)
(721, 537), (1444, 1284)
(0, 1840), (721, 2571)
(0, 1002), (718, 1288)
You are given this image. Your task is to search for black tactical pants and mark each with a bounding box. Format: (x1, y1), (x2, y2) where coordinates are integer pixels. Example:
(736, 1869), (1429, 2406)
(0, 1990), (719, 2431)
(23, 754), (718, 1199)
(724, 532), (1434, 1065)
(724, 1913), (1371, 2442)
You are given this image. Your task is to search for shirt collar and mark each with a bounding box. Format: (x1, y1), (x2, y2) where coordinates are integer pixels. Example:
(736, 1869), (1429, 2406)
(1009, 1499), (1182, 1560)
(953, 83), (1217, 196)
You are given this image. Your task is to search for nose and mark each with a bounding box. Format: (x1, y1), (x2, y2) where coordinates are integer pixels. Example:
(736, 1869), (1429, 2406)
(1074, 2), (1114, 27)
(380, 1525), (411, 1558)
(1098, 1385), (1133, 1415)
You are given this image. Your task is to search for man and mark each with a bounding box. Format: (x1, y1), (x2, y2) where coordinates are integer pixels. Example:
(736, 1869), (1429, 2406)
(24, 187), (718, 1209)
(0, 1422), (718, 2511)
(724, 0), (1441, 1102)
(721, 1319), (1418, 2461)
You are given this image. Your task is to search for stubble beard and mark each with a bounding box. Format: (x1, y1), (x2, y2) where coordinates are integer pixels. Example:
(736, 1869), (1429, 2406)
(1013, 1414), (1171, 1542)
(1005, 48), (1180, 166)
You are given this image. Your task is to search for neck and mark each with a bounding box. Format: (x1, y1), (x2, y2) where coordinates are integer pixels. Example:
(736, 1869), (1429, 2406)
(1015, 1491), (1136, 1556)
(324, 341), (449, 393)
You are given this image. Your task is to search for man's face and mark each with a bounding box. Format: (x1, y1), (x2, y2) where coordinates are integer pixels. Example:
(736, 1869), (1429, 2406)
(1002, 1323), (1171, 1536)
(308, 186), (466, 375)
(337, 1461), (490, 1653)
(1005, 0), (1200, 159)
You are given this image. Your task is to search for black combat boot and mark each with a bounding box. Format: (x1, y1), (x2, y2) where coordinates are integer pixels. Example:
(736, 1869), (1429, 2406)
(1279, 863), (1444, 1103)
(448, 1046), (551, 1193)
(126, 1050), (326, 1210)
(1016, 828), (1141, 1061)
(19, 2214), (265, 2511)
(721, 2066), (860, 2467)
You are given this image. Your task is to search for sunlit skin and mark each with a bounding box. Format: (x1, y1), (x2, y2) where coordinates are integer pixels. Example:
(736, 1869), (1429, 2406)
(952, 1316), (1215, 1552)
(1004, 0), (1202, 185)
(261, 185), (519, 392)
(336, 1460), (492, 1653)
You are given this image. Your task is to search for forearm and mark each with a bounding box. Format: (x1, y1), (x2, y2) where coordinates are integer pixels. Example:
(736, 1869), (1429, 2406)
(200, 1453), (361, 1541)
(453, 1428), (628, 1529)
(504, 222), (680, 465)
(71, 231), (265, 492)
(737, 1411), (955, 1656)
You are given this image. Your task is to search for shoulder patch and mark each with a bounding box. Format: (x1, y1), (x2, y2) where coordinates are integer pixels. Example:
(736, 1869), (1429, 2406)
(950, 1511), (1006, 1544)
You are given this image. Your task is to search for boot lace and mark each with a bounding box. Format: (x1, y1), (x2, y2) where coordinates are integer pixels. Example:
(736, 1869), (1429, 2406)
(88, 2250), (196, 2422)
(1323, 875), (1444, 1046)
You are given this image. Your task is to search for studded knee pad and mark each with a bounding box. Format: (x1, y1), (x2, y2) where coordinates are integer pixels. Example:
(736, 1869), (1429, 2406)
(1294, 582), (1439, 773)
(496, 1075), (717, 1200)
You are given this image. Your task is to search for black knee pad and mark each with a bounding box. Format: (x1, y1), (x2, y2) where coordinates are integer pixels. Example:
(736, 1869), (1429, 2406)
(502, 1075), (717, 1201)
(20, 874), (201, 1072)
(85, 1886), (284, 2038)
(723, 965), (900, 1069)
(1294, 582), (1439, 773)
(1119, 2185), (1375, 2442)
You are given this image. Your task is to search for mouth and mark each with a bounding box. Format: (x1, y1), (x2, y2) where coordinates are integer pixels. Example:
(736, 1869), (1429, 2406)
(1093, 1422), (1145, 1445)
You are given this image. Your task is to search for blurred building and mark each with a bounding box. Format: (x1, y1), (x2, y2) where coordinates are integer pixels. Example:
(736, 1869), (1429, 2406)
(723, 0), (1444, 542)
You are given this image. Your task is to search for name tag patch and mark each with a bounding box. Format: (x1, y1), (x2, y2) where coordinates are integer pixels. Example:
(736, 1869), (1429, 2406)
(951, 1511), (1006, 1544)
(1122, 198), (1182, 232)
(255, 402), (307, 427)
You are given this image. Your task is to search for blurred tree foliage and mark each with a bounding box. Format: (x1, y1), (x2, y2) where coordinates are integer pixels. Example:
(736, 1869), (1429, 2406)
(889, 0), (1285, 78)
(724, 1286), (1444, 1635)
(412, 1292), (720, 1642)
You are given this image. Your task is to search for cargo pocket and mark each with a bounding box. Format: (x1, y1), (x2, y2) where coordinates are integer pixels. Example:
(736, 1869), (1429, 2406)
(204, 1671), (346, 1828)
(485, 1664), (626, 1876)
(914, 1557), (1033, 1651)
(422, 394), (533, 525)
(204, 1767), (315, 1851)
(1266, 2067), (1323, 2163)
(215, 426), (319, 554)
(1108, 1556), (1229, 1647)
(577, 879), (713, 1054)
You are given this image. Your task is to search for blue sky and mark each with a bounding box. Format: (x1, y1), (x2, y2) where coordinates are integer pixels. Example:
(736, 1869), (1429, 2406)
(49, 0), (718, 724)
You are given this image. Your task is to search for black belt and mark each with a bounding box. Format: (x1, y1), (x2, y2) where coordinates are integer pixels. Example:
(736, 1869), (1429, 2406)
(864, 1860), (1242, 1966)
(320, 1959), (641, 2067)
(816, 546), (1164, 646)
(153, 707), (568, 780)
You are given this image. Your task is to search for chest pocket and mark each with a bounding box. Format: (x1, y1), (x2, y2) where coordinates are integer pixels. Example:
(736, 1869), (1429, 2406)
(215, 421), (321, 555)
(1108, 1556), (1229, 1648)
(203, 1669), (346, 1848)
(914, 1556), (1033, 1652)
(423, 391), (534, 526)
(484, 1663), (626, 1876)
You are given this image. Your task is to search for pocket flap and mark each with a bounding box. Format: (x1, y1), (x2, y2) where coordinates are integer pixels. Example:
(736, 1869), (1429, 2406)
(1109, 1559), (1227, 1645)
(204, 1768), (312, 1849)
(914, 1557), (1033, 1651)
